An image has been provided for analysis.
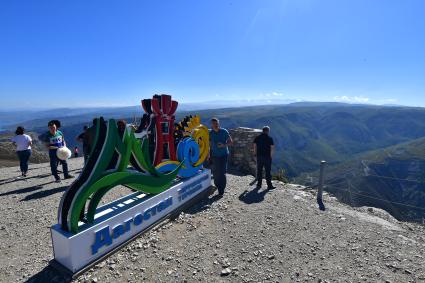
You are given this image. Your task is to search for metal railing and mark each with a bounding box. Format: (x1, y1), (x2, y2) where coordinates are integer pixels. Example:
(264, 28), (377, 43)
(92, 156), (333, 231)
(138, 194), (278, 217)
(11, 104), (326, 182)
(307, 160), (425, 225)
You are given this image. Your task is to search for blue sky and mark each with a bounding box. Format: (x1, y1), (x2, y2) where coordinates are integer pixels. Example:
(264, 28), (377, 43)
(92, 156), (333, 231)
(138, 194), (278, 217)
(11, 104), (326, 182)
(0, 0), (424, 109)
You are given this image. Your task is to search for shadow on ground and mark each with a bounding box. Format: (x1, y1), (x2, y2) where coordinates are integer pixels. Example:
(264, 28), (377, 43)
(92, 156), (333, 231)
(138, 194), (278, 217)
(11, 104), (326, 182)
(317, 198), (326, 211)
(26, 264), (71, 283)
(239, 187), (272, 204)
(185, 188), (223, 215)
(0, 180), (69, 201)
(0, 168), (81, 186)
(21, 185), (69, 201)
(0, 181), (55, 196)
(0, 174), (52, 186)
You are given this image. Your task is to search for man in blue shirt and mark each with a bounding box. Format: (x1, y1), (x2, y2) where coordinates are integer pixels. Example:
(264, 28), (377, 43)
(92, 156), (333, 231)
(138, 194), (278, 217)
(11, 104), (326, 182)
(209, 118), (233, 196)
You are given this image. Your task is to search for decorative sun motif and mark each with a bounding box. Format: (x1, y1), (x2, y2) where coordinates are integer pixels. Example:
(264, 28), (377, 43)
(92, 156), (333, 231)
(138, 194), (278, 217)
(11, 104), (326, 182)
(184, 115), (210, 166)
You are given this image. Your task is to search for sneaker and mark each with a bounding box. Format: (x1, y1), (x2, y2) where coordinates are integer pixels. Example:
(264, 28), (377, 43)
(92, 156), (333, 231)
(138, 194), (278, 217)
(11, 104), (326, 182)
(55, 178), (61, 183)
(267, 186), (276, 190)
(64, 174), (74, 179)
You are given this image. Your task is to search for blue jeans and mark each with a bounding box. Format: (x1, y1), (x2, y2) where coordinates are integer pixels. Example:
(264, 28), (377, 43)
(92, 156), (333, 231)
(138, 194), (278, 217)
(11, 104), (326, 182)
(16, 149), (31, 174)
(211, 155), (228, 195)
(49, 149), (69, 180)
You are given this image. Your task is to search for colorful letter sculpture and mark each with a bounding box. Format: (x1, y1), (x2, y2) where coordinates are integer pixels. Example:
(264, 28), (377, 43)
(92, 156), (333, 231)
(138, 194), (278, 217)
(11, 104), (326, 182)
(141, 94), (178, 164)
(51, 94), (211, 274)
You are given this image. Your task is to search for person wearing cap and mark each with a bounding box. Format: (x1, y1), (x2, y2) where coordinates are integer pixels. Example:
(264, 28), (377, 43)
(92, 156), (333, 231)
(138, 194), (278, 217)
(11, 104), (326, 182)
(209, 117), (233, 197)
(253, 126), (275, 190)
(42, 120), (73, 182)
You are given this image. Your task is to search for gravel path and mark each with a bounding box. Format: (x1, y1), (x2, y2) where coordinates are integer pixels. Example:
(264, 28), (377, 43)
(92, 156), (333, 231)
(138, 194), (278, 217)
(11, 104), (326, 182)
(0, 158), (424, 282)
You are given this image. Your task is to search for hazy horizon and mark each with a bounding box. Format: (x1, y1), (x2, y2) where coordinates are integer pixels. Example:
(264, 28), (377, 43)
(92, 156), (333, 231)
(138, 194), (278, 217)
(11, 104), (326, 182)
(0, 98), (420, 113)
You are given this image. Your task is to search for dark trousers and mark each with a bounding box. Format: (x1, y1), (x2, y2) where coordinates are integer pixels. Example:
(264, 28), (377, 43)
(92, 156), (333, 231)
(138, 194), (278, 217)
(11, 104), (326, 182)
(211, 155), (228, 195)
(83, 154), (89, 164)
(257, 155), (272, 187)
(83, 147), (90, 164)
(16, 149), (31, 173)
(49, 149), (69, 180)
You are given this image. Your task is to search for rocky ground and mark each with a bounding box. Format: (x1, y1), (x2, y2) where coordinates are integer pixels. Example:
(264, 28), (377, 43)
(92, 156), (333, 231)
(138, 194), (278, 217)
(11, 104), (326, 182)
(0, 158), (424, 282)
(0, 132), (49, 168)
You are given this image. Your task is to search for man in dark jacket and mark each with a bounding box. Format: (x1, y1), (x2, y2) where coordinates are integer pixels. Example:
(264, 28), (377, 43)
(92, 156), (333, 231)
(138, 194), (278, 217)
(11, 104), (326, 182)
(253, 126), (275, 190)
(77, 126), (89, 163)
(76, 120), (97, 164)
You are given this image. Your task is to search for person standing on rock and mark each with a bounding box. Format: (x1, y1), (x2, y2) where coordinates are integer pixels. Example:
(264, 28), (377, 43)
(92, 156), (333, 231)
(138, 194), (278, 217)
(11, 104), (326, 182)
(11, 126), (32, 177)
(253, 126), (275, 190)
(43, 120), (74, 183)
(209, 117), (233, 196)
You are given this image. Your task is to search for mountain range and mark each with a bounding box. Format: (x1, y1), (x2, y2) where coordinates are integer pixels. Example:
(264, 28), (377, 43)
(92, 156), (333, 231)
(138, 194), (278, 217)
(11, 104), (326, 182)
(1, 102), (424, 222)
(0, 98), (297, 131)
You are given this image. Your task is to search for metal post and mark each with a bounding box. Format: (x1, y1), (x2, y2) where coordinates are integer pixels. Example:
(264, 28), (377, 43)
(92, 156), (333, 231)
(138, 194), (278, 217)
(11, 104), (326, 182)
(317, 161), (327, 210)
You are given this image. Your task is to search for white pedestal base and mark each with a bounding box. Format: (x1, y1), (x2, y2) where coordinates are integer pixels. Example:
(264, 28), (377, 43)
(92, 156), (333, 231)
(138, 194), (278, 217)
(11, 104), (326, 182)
(51, 169), (211, 274)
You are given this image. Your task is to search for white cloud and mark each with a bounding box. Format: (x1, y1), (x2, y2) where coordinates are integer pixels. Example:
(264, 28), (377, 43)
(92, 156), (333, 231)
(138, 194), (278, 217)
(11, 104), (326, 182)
(333, 95), (370, 103)
(260, 91), (285, 98)
(333, 96), (403, 106)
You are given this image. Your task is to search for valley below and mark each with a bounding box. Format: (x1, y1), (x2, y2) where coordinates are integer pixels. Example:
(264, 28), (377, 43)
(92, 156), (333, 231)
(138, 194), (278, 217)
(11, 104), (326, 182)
(1, 102), (425, 223)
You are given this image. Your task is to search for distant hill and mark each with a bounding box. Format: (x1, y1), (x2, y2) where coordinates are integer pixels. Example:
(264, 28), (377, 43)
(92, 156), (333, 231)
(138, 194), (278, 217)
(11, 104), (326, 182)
(0, 132), (49, 168)
(4, 103), (425, 179)
(190, 104), (425, 176)
(0, 106), (143, 131)
(0, 99), (297, 131)
(297, 137), (425, 223)
(2, 102), (425, 222)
